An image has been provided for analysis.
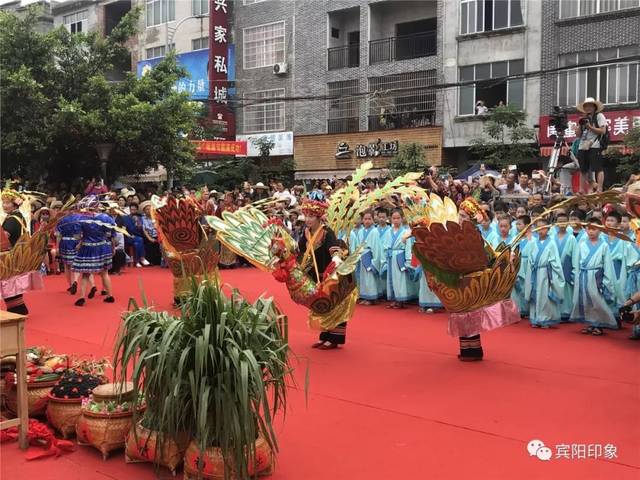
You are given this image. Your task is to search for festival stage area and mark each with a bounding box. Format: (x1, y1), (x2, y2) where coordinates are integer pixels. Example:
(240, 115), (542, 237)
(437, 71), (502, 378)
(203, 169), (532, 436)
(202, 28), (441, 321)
(1, 267), (638, 480)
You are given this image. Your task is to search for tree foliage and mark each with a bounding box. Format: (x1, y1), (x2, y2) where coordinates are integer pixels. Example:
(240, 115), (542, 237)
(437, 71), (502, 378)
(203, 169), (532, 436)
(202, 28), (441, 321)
(611, 126), (640, 181)
(387, 142), (427, 177)
(469, 104), (537, 168)
(0, 5), (201, 185)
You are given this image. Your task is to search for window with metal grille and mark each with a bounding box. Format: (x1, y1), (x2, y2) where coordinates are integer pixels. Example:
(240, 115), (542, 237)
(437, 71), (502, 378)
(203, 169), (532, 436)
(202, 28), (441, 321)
(327, 80), (360, 133)
(368, 71), (437, 130)
(559, 0), (640, 19)
(458, 59), (524, 115)
(63, 10), (88, 34)
(192, 36), (209, 51)
(243, 22), (285, 69)
(192, 0), (208, 16)
(243, 89), (286, 133)
(146, 0), (175, 28)
(557, 45), (639, 106)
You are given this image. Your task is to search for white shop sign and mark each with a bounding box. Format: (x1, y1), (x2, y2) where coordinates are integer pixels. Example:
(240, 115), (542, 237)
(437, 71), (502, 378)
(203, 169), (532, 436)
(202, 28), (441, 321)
(236, 132), (294, 157)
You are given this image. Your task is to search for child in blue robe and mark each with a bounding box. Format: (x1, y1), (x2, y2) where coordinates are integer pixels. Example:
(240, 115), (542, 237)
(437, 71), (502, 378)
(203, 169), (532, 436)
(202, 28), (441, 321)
(356, 210), (381, 305)
(569, 210), (588, 244)
(569, 220), (617, 335)
(488, 215), (514, 249)
(624, 258), (640, 340)
(381, 209), (416, 308)
(478, 210), (495, 241)
(405, 235), (441, 313)
(513, 215), (532, 317)
(553, 211), (577, 321)
(620, 213), (637, 243)
(524, 218), (565, 327)
(375, 208), (390, 299)
(604, 212), (639, 312)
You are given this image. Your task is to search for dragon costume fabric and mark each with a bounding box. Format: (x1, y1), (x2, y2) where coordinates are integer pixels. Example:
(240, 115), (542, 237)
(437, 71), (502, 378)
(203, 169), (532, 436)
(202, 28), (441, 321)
(151, 195), (220, 303)
(206, 162), (424, 333)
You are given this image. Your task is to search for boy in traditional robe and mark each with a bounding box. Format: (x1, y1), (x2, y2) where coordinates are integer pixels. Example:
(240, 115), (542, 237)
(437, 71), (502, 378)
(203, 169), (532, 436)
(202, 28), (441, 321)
(524, 218), (565, 328)
(488, 215), (513, 249)
(570, 219), (617, 336)
(553, 211), (577, 321)
(380, 209), (416, 309)
(356, 210), (381, 305)
(604, 211), (639, 313)
(513, 215), (532, 317)
(375, 208), (390, 299)
(569, 210), (588, 244)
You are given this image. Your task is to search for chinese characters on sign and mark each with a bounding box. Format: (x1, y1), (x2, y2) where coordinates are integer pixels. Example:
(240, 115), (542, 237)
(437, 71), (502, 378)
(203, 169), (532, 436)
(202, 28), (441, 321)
(336, 139), (399, 159)
(193, 140), (247, 156)
(137, 50), (209, 99)
(209, 0), (235, 138)
(538, 110), (640, 145)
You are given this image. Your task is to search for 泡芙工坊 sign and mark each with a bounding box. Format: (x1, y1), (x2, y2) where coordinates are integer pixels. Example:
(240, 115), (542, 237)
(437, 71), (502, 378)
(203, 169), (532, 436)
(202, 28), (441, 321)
(137, 49), (210, 100)
(538, 109), (640, 145)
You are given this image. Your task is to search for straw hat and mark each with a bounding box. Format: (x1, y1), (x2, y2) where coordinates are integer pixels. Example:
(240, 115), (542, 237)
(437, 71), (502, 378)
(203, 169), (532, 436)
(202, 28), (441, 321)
(139, 200), (152, 212)
(254, 182), (268, 189)
(576, 97), (604, 113)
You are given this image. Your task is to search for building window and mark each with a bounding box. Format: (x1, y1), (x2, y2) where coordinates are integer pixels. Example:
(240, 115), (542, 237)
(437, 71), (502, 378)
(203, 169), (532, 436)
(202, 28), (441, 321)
(243, 22), (285, 69)
(368, 70), (437, 131)
(557, 45), (639, 106)
(327, 80), (360, 134)
(192, 37), (209, 51)
(146, 0), (175, 27)
(458, 59), (524, 115)
(63, 10), (88, 34)
(460, 0), (524, 35)
(192, 0), (208, 16)
(244, 89), (285, 133)
(559, 0), (640, 18)
(146, 45), (174, 59)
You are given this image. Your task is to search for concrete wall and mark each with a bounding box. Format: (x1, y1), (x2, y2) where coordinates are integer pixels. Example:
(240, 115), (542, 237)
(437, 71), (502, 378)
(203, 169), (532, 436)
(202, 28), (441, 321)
(539, 0), (640, 114)
(53, 1), (100, 32)
(369, 0), (437, 40)
(441, 0), (542, 152)
(135, 0), (210, 59)
(328, 7), (360, 48)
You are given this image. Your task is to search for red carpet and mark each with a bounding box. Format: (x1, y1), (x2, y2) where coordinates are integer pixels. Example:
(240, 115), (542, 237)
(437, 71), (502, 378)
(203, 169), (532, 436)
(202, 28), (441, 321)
(2, 267), (639, 479)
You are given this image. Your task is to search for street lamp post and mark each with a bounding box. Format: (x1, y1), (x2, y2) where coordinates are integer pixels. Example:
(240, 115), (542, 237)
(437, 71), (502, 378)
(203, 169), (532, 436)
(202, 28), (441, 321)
(95, 143), (114, 181)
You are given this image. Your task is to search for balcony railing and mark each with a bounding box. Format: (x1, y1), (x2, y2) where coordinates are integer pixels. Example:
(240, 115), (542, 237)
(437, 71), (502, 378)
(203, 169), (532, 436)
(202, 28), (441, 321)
(369, 31), (437, 64)
(368, 110), (436, 131)
(328, 44), (360, 70)
(328, 117), (359, 134)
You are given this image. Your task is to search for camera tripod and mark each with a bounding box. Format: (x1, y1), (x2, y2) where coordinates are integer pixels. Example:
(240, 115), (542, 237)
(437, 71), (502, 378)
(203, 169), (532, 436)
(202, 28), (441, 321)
(546, 133), (580, 194)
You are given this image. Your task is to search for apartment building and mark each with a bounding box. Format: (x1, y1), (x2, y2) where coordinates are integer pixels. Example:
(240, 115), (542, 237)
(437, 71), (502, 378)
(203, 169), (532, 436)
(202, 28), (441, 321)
(233, 0), (444, 179)
(538, 0), (640, 157)
(0, 0), (53, 32)
(441, 0), (543, 169)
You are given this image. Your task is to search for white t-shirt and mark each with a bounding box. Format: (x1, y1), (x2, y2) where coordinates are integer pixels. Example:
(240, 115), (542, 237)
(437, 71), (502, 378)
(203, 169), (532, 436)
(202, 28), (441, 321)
(580, 112), (607, 149)
(498, 183), (524, 194)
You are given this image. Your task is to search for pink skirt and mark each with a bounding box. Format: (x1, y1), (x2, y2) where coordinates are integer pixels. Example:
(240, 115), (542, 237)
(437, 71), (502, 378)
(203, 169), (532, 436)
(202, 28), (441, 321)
(0, 271), (44, 299)
(447, 299), (520, 338)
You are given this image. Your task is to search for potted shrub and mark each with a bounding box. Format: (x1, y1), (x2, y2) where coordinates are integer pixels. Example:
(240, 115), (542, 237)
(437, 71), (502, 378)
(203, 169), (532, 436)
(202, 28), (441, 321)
(113, 277), (292, 479)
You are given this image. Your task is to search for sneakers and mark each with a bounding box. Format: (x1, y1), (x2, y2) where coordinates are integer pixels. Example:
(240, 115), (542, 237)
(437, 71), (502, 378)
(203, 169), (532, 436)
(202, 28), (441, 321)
(136, 263), (142, 268)
(141, 259), (151, 266)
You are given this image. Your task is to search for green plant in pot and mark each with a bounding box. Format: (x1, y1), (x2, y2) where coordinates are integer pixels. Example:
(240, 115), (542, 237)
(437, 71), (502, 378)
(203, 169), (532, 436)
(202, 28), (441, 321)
(114, 277), (292, 479)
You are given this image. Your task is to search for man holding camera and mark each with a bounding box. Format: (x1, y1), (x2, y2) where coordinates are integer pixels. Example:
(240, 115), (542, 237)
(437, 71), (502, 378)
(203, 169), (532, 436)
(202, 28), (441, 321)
(575, 97), (607, 193)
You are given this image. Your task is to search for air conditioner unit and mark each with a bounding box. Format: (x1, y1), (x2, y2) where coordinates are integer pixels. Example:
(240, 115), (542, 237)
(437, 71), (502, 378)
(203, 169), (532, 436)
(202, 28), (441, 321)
(273, 62), (288, 75)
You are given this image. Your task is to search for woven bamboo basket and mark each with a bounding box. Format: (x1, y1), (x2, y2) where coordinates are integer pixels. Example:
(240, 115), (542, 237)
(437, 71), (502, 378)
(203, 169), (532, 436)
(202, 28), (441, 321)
(5, 380), (57, 416)
(91, 382), (135, 403)
(46, 395), (83, 439)
(76, 409), (136, 460)
(125, 421), (189, 475)
(183, 436), (273, 480)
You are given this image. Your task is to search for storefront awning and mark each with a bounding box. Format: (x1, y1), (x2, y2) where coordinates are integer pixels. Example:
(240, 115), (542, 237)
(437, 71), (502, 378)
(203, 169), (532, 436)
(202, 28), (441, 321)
(294, 168), (388, 180)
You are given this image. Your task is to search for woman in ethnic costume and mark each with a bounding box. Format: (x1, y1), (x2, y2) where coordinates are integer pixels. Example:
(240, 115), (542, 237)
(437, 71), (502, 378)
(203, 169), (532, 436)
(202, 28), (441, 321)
(297, 198), (347, 349)
(56, 211), (82, 294)
(0, 188), (44, 314)
(72, 197), (116, 306)
(216, 193), (239, 268)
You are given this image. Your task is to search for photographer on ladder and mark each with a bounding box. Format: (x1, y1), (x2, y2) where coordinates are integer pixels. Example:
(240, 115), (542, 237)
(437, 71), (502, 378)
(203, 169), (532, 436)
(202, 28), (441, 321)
(576, 97), (608, 193)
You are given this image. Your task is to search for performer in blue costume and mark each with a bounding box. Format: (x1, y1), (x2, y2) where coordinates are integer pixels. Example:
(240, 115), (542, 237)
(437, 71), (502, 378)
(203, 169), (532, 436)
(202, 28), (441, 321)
(381, 209), (416, 308)
(523, 218), (565, 327)
(553, 211), (577, 321)
(375, 208), (390, 299)
(569, 220), (617, 336)
(355, 210), (381, 305)
(56, 212), (82, 294)
(72, 197), (116, 306)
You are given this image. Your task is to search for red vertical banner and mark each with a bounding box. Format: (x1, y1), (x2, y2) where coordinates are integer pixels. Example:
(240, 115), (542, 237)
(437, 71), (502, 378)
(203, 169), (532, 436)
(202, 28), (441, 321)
(209, 0), (235, 138)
